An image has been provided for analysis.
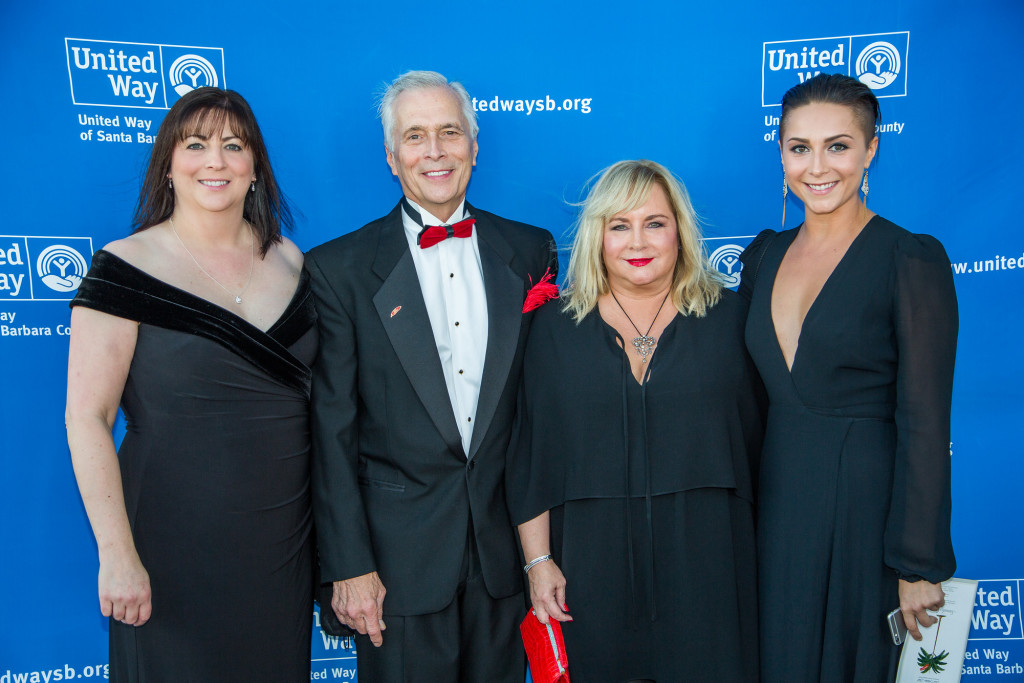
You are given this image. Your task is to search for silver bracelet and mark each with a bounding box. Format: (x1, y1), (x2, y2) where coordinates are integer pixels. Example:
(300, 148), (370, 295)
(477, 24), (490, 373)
(523, 554), (552, 574)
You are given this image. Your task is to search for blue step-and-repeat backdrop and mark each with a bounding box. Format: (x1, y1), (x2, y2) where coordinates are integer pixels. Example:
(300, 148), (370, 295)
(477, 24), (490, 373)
(1, 1), (1021, 680)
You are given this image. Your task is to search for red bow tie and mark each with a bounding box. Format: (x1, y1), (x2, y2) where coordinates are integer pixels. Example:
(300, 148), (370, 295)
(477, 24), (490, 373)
(417, 218), (476, 249)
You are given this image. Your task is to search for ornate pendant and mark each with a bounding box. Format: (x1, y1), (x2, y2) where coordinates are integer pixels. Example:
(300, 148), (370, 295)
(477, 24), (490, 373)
(235, 296), (243, 304)
(632, 334), (656, 363)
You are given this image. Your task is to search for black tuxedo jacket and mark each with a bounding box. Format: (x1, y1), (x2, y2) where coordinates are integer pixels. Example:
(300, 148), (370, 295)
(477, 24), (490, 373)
(305, 201), (557, 616)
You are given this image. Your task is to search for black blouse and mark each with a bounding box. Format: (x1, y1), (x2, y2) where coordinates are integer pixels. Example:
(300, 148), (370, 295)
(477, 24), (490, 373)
(507, 290), (765, 525)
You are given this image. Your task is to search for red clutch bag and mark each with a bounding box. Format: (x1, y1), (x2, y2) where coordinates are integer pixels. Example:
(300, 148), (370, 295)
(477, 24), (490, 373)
(520, 609), (570, 683)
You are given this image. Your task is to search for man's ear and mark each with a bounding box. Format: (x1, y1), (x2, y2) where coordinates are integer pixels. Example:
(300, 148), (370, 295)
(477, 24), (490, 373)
(385, 144), (398, 177)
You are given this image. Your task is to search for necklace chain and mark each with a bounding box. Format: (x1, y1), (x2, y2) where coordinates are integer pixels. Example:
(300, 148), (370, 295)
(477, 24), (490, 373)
(169, 217), (254, 305)
(609, 289), (670, 364)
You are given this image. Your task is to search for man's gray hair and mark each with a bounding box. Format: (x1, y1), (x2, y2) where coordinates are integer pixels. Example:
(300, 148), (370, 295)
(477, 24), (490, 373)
(378, 70), (479, 153)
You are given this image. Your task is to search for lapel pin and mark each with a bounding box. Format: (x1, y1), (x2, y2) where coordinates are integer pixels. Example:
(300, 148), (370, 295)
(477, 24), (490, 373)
(390, 305), (402, 318)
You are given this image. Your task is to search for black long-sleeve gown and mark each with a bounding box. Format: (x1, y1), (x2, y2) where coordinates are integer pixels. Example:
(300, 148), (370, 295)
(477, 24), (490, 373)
(71, 250), (317, 683)
(738, 216), (957, 682)
(508, 291), (764, 682)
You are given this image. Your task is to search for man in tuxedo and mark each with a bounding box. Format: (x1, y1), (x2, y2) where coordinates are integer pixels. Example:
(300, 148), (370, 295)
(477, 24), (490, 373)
(306, 70), (557, 681)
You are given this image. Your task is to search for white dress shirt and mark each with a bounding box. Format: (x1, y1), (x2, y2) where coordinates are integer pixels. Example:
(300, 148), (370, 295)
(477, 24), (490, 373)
(402, 199), (488, 455)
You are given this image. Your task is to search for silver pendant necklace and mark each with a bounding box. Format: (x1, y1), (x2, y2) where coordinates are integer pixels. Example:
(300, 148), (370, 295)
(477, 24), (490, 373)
(170, 217), (254, 304)
(610, 289), (670, 364)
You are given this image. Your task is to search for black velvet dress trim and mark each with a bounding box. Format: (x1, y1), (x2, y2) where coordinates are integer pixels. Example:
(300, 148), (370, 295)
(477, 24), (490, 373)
(70, 249), (316, 396)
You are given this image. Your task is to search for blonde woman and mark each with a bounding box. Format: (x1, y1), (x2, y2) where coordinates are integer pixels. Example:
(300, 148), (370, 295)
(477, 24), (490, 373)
(508, 160), (764, 682)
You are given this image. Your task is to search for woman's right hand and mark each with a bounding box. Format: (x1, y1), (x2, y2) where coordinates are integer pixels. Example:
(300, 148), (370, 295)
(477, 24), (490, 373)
(98, 550), (152, 626)
(67, 304), (148, 626)
(527, 559), (571, 624)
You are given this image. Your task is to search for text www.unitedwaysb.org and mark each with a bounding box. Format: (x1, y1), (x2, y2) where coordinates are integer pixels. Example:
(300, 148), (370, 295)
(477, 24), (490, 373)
(472, 94), (592, 115)
(951, 250), (1024, 276)
(1, 663), (109, 682)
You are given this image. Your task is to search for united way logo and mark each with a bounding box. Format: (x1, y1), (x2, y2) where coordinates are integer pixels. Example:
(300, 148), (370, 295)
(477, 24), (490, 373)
(0, 236), (94, 300)
(168, 54), (219, 96)
(37, 244), (89, 293)
(66, 38), (226, 110)
(855, 41), (902, 90)
(762, 32), (909, 106)
(970, 579), (1023, 640)
(312, 606), (357, 682)
(705, 237), (754, 290)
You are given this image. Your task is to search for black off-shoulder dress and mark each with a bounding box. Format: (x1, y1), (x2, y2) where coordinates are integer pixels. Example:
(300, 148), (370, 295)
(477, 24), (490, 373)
(71, 250), (317, 683)
(739, 216), (958, 683)
(508, 290), (764, 682)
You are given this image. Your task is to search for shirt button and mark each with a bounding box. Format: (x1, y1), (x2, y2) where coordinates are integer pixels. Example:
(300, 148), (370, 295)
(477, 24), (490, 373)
(450, 273), (455, 278)
(458, 369), (464, 375)
(454, 321), (460, 326)
(467, 417), (472, 422)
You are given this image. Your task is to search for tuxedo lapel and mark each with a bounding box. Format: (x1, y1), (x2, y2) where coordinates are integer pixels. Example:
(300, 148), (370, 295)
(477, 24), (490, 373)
(372, 206), (465, 459)
(469, 210), (524, 459)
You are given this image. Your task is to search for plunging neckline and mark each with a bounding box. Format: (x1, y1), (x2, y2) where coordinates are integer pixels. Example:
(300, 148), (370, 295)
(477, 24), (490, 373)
(768, 217), (877, 374)
(96, 249), (304, 336)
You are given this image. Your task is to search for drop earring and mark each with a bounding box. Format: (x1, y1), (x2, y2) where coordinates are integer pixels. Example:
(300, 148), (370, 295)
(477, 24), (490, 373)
(781, 173), (788, 228)
(861, 170), (869, 205)
(168, 177), (173, 190)
(250, 179), (256, 192)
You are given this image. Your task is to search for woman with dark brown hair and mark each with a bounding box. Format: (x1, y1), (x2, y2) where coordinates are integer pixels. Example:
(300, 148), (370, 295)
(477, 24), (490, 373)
(66, 87), (315, 682)
(740, 73), (957, 682)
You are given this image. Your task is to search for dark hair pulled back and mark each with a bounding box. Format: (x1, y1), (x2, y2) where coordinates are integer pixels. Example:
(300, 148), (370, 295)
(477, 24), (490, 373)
(780, 73), (881, 144)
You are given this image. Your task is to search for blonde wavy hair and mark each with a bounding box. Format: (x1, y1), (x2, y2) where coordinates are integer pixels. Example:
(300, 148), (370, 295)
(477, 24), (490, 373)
(562, 159), (723, 322)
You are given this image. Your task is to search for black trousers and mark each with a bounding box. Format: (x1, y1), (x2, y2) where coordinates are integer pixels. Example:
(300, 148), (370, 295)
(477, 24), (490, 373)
(354, 532), (524, 682)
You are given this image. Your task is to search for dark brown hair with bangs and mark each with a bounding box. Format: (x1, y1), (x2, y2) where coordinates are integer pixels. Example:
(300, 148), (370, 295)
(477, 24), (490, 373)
(131, 87), (291, 256)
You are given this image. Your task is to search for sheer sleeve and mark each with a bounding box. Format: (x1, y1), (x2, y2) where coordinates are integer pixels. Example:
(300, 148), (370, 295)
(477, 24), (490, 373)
(737, 229), (777, 302)
(883, 232), (958, 583)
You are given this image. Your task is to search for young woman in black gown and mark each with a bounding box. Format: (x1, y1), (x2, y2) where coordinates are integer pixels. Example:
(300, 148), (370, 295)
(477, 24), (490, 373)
(66, 88), (315, 682)
(510, 160), (764, 682)
(739, 74), (957, 682)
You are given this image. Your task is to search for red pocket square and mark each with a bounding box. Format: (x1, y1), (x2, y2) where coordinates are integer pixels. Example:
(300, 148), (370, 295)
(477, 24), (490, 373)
(520, 609), (570, 682)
